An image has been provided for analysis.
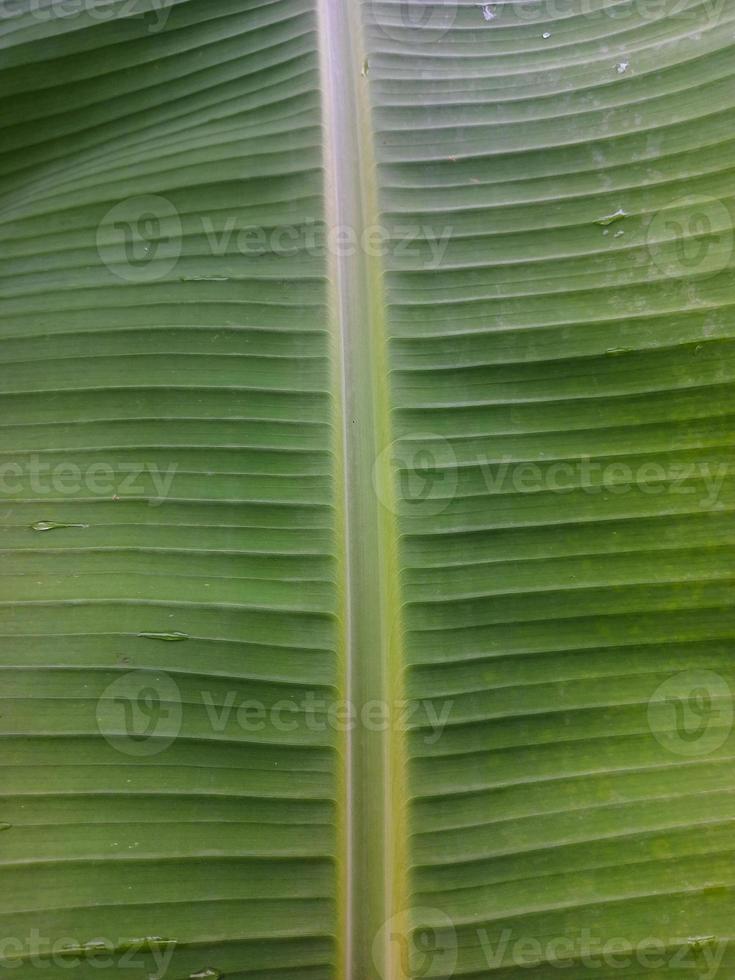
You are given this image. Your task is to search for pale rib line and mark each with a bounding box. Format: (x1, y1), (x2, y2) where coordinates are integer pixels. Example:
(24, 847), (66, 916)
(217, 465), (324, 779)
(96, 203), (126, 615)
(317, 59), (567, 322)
(316, 2), (355, 974)
(317, 1), (407, 979)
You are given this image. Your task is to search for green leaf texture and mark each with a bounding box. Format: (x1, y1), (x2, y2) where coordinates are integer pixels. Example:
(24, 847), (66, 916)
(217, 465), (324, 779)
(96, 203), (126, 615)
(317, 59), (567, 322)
(363, 0), (735, 976)
(2, 1), (735, 979)
(0, 2), (341, 978)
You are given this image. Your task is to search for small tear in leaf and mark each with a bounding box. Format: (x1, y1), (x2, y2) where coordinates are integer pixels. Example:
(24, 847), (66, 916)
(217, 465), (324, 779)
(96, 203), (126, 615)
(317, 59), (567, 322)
(481, 4), (495, 20)
(688, 936), (716, 952)
(57, 938), (176, 961)
(362, 57), (369, 76)
(189, 971), (222, 980)
(0, 823), (11, 831)
(180, 276), (229, 282)
(616, 61), (629, 74)
(595, 208), (626, 226)
(58, 940), (116, 958)
(605, 347), (634, 356)
(138, 632), (189, 642)
(31, 522), (88, 532)
(117, 937), (175, 953)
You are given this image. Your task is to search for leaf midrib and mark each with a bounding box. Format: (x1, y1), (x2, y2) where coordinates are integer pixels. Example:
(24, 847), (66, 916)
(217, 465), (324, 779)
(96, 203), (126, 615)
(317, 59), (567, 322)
(317, 2), (407, 978)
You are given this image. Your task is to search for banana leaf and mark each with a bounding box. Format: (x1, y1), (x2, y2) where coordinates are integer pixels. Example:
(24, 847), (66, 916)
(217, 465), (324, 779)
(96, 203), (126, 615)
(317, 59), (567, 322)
(1, 1), (733, 978)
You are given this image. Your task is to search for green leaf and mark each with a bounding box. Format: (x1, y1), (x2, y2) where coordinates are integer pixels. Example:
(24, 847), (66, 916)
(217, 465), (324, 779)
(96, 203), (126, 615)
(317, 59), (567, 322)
(2, 1), (734, 979)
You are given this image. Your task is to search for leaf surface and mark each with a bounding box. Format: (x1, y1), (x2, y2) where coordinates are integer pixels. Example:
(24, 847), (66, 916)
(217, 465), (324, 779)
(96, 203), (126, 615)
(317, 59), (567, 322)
(1, 1), (734, 979)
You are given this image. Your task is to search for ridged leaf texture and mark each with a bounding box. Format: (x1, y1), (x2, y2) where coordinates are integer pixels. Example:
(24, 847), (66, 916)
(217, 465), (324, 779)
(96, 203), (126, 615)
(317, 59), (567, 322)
(1, 1), (733, 979)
